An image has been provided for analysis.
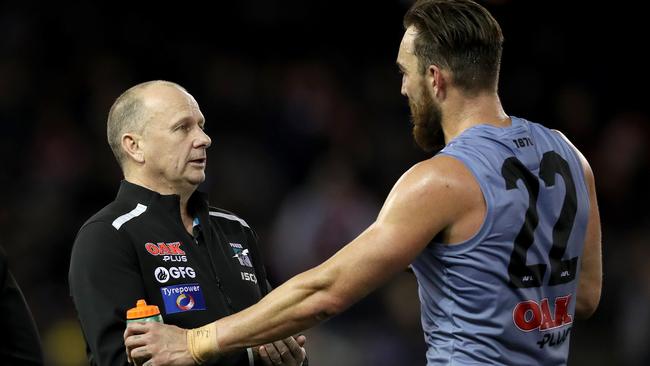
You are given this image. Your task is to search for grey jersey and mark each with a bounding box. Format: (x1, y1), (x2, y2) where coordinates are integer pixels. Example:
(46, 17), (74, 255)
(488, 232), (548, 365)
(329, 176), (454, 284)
(411, 117), (590, 365)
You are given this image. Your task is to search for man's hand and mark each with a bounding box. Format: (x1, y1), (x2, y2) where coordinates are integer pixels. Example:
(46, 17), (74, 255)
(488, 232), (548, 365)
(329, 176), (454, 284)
(257, 335), (307, 366)
(124, 322), (194, 366)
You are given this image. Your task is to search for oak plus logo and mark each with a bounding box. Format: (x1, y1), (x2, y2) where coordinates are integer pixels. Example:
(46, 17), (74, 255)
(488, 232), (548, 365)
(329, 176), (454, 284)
(154, 266), (196, 284)
(145, 242), (187, 263)
(512, 294), (574, 349)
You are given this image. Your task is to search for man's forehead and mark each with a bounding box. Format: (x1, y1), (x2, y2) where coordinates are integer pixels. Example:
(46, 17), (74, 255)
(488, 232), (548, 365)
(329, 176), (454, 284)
(400, 26), (419, 53)
(397, 27), (419, 67)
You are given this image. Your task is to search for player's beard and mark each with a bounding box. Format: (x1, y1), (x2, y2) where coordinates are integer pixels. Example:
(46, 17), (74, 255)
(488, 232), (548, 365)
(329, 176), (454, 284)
(409, 81), (444, 152)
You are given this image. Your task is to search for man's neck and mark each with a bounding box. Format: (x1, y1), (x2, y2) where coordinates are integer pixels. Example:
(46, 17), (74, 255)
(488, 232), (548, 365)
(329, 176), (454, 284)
(441, 91), (510, 143)
(124, 175), (196, 232)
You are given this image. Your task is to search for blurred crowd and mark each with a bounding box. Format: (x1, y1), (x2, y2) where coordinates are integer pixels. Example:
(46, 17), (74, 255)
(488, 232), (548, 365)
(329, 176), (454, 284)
(0, 1), (648, 365)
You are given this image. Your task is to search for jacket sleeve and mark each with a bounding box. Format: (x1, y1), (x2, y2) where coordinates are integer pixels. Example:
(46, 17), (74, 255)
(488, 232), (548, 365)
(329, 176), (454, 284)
(69, 221), (146, 366)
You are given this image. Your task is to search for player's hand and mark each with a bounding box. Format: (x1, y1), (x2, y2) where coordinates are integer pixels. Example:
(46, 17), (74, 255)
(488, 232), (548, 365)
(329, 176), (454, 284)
(257, 335), (307, 366)
(124, 322), (194, 366)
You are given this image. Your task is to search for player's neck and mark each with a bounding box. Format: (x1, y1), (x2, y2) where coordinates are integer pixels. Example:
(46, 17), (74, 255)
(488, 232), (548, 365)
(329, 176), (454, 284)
(442, 92), (509, 143)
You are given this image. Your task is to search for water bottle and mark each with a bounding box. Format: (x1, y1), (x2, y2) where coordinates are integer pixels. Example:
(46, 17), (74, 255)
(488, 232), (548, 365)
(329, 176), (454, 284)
(126, 299), (164, 323)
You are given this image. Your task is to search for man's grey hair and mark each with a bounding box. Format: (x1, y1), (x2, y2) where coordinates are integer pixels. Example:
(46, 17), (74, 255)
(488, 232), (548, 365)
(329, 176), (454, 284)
(106, 80), (186, 169)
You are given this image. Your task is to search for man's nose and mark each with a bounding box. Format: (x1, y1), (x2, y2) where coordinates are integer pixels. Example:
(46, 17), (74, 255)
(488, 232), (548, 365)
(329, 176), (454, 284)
(195, 128), (211, 148)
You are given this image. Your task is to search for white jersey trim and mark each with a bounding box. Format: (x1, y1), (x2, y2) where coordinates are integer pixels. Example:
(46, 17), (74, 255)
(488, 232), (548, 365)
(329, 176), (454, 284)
(209, 211), (250, 228)
(112, 203), (148, 230)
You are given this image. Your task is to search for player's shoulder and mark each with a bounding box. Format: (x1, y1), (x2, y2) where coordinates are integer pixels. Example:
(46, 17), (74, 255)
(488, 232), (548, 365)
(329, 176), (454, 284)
(551, 129), (594, 183)
(408, 154), (478, 188)
(397, 155), (481, 207)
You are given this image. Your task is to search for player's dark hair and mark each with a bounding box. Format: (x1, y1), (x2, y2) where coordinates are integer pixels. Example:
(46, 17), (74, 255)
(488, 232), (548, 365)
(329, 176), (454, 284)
(404, 0), (503, 94)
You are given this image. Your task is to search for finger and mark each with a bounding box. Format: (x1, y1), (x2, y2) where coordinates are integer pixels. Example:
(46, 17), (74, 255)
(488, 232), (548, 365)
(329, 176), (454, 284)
(124, 322), (153, 339)
(125, 332), (149, 364)
(273, 338), (296, 363)
(295, 334), (307, 348)
(280, 337), (303, 361)
(259, 346), (273, 366)
(124, 333), (149, 349)
(262, 343), (283, 365)
(129, 345), (153, 365)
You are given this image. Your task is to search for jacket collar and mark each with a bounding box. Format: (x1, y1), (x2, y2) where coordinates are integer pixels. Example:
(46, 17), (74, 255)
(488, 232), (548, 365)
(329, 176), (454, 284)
(116, 180), (209, 217)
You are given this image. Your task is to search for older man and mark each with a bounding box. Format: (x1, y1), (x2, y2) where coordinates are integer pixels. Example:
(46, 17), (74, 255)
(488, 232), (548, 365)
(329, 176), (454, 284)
(69, 80), (306, 366)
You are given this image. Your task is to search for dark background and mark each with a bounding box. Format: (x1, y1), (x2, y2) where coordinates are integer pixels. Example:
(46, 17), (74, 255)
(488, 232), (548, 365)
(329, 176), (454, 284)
(1, 1), (648, 365)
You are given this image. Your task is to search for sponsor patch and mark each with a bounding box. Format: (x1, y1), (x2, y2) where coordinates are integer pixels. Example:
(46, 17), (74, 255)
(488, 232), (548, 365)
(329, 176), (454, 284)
(154, 266), (196, 284)
(160, 283), (206, 314)
(145, 242), (187, 262)
(229, 243), (253, 268)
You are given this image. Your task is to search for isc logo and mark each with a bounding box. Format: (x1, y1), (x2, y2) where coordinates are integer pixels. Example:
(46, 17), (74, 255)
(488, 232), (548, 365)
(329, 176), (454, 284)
(512, 295), (573, 332)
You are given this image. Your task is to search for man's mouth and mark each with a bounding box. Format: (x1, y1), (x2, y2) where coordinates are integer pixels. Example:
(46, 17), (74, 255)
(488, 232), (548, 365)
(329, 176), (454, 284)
(188, 158), (207, 164)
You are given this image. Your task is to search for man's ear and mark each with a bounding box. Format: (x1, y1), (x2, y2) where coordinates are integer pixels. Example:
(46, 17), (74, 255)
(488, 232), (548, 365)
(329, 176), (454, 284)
(427, 64), (447, 99)
(121, 133), (145, 164)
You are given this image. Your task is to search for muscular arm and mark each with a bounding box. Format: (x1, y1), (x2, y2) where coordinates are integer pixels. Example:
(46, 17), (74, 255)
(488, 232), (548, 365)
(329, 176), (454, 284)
(214, 156), (472, 351)
(124, 157), (479, 364)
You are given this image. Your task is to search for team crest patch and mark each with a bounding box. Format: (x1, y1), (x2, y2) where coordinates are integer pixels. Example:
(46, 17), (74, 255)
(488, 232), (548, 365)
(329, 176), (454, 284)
(160, 283), (206, 314)
(229, 243), (253, 268)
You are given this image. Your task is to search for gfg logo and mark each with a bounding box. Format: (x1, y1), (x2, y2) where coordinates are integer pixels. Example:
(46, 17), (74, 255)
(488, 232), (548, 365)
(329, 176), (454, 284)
(154, 266), (196, 283)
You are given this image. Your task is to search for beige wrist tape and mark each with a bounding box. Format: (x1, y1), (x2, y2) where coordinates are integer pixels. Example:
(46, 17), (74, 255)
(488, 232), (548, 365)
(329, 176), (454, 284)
(187, 323), (220, 365)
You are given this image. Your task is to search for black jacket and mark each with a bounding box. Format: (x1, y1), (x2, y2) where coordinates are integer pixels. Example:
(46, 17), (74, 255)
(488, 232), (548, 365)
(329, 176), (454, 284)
(0, 246), (43, 365)
(69, 181), (270, 366)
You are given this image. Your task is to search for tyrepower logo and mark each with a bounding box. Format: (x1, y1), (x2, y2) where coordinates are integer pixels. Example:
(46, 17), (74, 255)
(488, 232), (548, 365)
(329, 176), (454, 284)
(154, 266), (196, 283)
(160, 283), (206, 314)
(145, 242), (187, 263)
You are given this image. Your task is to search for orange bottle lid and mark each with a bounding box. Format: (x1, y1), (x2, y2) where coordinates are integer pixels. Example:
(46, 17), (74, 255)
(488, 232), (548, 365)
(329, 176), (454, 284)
(126, 299), (161, 320)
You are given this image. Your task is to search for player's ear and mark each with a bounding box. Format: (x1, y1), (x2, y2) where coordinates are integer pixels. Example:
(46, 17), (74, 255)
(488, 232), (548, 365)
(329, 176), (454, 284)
(427, 64), (447, 99)
(122, 133), (145, 164)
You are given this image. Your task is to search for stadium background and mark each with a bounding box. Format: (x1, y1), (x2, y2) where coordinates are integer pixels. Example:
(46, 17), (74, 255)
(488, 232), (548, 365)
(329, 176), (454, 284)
(1, 1), (648, 365)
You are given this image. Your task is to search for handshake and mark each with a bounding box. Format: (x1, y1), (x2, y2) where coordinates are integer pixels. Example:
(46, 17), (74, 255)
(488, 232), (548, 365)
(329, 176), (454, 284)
(124, 321), (307, 366)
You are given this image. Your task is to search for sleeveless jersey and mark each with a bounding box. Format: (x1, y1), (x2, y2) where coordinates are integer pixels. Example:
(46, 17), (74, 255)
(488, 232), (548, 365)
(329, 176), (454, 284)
(411, 117), (590, 365)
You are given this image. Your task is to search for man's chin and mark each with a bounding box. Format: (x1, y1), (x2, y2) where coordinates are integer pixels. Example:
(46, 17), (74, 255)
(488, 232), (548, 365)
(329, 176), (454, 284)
(186, 174), (206, 187)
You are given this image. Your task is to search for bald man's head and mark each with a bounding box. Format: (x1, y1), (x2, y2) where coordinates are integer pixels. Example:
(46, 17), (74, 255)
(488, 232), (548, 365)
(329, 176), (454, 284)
(107, 80), (186, 169)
